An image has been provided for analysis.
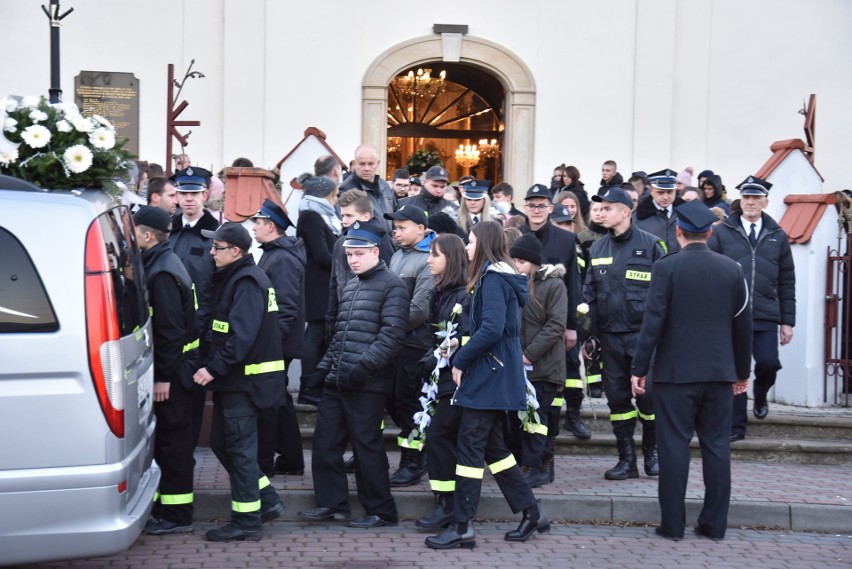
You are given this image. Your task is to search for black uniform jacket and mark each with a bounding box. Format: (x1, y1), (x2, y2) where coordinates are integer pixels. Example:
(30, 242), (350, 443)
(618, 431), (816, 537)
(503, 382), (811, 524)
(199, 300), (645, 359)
(707, 212), (796, 327)
(258, 235), (307, 359)
(632, 194), (685, 254)
(522, 222), (579, 330)
(169, 210), (219, 336)
(206, 255), (286, 409)
(296, 209), (338, 323)
(630, 242), (753, 383)
(142, 240), (199, 392)
(319, 261), (409, 394)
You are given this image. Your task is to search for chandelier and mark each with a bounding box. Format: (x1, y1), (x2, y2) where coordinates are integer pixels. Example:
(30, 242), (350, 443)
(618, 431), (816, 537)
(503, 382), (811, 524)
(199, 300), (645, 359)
(455, 144), (480, 168)
(478, 138), (500, 158)
(392, 68), (447, 99)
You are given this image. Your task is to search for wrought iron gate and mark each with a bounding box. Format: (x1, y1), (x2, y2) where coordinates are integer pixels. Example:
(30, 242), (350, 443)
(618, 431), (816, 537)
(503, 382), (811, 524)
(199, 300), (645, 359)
(824, 193), (852, 406)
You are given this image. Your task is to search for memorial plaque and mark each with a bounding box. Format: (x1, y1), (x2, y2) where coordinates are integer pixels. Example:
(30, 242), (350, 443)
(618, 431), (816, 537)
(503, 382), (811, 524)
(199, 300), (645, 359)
(74, 71), (140, 157)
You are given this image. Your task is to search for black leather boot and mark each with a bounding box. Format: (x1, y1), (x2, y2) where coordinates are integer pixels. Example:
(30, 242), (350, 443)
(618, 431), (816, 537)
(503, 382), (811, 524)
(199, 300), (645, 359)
(505, 501), (550, 542)
(390, 449), (423, 487)
(522, 465), (551, 489)
(425, 522), (475, 549)
(416, 493), (453, 530)
(605, 435), (639, 480)
(641, 422), (660, 476)
(563, 404), (592, 440)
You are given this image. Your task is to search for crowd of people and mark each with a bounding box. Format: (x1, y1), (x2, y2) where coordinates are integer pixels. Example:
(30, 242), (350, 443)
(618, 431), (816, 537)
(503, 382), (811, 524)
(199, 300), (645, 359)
(136, 147), (795, 547)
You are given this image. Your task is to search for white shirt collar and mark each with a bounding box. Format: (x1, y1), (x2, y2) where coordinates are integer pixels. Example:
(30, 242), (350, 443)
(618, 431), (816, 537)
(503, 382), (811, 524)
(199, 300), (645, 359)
(741, 216), (762, 236)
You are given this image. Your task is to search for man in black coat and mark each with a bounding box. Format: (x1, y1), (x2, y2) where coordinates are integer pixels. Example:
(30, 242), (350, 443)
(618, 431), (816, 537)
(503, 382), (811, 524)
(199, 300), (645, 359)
(298, 222), (409, 529)
(338, 144), (398, 229)
(251, 199), (307, 478)
(631, 200), (752, 541)
(633, 168), (684, 254)
(400, 165), (460, 219)
(707, 176), (796, 440)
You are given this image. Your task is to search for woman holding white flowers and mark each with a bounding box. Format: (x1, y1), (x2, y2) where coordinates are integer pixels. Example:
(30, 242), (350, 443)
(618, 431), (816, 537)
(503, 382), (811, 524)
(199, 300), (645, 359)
(414, 234), (469, 531)
(425, 221), (548, 550)
(508, 233), (568, 488)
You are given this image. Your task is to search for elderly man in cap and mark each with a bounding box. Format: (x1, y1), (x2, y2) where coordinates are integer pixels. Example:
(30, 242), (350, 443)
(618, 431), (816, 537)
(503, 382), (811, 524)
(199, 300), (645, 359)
(168, 166), (220, 445)
(633, 168), (685, 254)
(299, 220), (409, 528)
(708, 176), (795, 441)
(401, 165), (460, 218)
(134, 206), (199, 536)
(338, 144), (398, 227)
(193, 222), (286, 541)
(583, 187), (666, 480)
(251, 199), (307, 478)
(631, 200), (752, 541)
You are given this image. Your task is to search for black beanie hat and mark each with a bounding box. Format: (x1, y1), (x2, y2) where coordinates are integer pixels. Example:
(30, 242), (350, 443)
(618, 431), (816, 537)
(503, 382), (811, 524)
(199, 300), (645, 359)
(509, 233), (542, 265)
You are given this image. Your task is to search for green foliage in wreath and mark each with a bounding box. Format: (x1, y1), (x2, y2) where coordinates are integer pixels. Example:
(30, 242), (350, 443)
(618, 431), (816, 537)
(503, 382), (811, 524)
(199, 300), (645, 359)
(405, 149), (442, 175)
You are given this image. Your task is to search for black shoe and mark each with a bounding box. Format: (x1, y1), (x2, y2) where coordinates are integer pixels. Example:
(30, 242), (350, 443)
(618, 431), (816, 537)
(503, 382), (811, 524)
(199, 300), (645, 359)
(146, 518), (195, 535)
(654, 526), (683, 541)
(297, 507), (349, 521)
(694, 525), (725, 541)
(643, 446), (660, 477)
(729, 432), (745, 443)
(604, 437), (639, 480)
(297, 390), (321, 407)
(416, 494), (453, 530)
(564, 408), (592, 440)
(522, 465), (551, 489)
(425, 524), (476, 550)
(205, 523), (261, 542)
(347, 514), (397, 529)
(505, 502), (550, 542)
(261, 502), (284, 523)
(343, 455), (356, 474)
(753, 403), (769, 420)
(589, 386), (603, 398)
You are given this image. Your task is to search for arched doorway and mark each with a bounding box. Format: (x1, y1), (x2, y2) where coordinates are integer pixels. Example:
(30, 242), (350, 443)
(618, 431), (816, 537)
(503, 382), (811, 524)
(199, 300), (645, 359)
(362, 35), (536, 191)
(386, 62), (504, 184)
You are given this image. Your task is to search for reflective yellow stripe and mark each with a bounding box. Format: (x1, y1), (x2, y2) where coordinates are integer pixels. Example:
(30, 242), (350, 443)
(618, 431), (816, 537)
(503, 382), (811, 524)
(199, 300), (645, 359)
(610, 410), (638, 422)
(259, 476), (271, 490)
(244, 360), (285, 375)
(429, 479), (455, 492)
(380, 420), (385, 430)
(456, 464), (484, 479)
(587, 374), (602, 384)
(577, 257), (586, 268)
(182, 338), (200, 353)
(160, 492), (193, 505)
(461, 336), (470, 346)
(591, 257), (613, 266)
(488, 454), (517, 474)
(638, 412), (656, 421)
(232, 500), (261, 513)
(191, 283), (199, 310)
(658, 239), (668, 254)
(565, 379), (583, 389)
(398, 436), (423, 450)
(153, 491), (160, 502)
(625, 270), (651, 282)
(148, 306), (154, 316)
(551, 397), (564, 407)
(267, 288), (279, 312)
(212, 320), (229, 333)
(523, 422), (549, 436)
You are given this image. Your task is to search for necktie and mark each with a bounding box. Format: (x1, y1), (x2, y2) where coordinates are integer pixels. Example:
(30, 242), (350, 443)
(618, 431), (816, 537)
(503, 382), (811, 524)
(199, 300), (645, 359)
(185, 223), (191, 230)
(749, 223), (757, 247)
(472, 215), (479, 225)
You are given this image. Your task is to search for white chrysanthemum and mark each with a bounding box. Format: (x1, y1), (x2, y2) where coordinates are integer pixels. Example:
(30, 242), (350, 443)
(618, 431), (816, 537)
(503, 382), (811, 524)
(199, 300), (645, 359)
(63, 144), (93, 174)
(0, 148), (19, 166)
(29, 110), (48, 123)
(92, 114), (113, 129)
(22, 96), (41, 109)
(55, 119), (72, 133)
(21, 124), (52, 148)
(4, 117), (17, 132)
(576, 303), (590, 315)
(2, 97), (18, 112)
(89, 127), (115, 150)
(52, 102), (79, 115)
(71, 114), (93, 133)
(452, 303), (463, 315)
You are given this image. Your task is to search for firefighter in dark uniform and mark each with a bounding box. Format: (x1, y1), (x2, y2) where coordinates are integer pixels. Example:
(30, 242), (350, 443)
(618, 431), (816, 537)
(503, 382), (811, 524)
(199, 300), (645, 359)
(631, 200), (752, 541)
(134, 206), (199, 535)
(193, 222), (286, 542)
(583, 186), (666, 480)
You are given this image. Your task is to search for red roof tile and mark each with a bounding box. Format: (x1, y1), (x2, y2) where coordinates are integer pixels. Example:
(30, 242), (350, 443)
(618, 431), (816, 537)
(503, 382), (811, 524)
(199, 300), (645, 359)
(755, 138), (824, 182)
(778, 193), (836, 244)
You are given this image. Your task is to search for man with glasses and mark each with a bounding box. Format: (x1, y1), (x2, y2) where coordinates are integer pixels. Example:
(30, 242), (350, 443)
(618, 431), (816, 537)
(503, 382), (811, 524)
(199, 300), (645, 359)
(391, 168), (411, 199)
(194, 222), (286, 542)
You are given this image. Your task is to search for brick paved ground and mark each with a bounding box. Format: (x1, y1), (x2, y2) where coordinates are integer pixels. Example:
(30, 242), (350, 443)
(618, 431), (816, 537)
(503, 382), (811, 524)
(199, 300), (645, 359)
(23, 521), (852, 569)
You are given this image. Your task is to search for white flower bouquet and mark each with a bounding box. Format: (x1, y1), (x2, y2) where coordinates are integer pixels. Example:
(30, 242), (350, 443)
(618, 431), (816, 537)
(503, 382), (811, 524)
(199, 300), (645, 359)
(0, 95), (132, 196)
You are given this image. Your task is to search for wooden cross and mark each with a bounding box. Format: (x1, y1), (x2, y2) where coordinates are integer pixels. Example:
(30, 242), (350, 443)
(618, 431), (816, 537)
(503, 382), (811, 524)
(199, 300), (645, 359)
(802, 93), (816, 165)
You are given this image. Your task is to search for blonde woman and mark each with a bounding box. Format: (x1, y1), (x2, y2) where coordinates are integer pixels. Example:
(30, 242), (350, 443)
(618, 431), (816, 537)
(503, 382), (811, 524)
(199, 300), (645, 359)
(457, 183), (493, 235)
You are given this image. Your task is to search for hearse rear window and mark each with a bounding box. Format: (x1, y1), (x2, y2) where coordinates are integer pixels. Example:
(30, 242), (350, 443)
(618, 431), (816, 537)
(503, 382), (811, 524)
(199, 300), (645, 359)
(0, 226), (59, 333)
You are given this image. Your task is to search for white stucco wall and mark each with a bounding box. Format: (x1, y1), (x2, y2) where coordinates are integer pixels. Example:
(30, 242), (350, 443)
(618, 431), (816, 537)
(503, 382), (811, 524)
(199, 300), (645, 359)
(2, 0), (850, 192)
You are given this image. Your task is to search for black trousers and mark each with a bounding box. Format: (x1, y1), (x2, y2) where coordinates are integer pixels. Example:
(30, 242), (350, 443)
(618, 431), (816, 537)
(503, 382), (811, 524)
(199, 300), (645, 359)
(600, 332), (654, 434)
(549, 345), (584, 437)
(425, 397), (462, 494)
(299, 321), (327, 394)
(386, 345), (426, 446)
(311, 387), (398, 520)
(210, 391), (280, 529)
(152, 385), (194, 525)
(453, 408), (536, 523)
(731, 326), (781, 437)
(509, 382), (557, 467)
(257, 358), (304, 475)
(654, 381), (733, 539)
